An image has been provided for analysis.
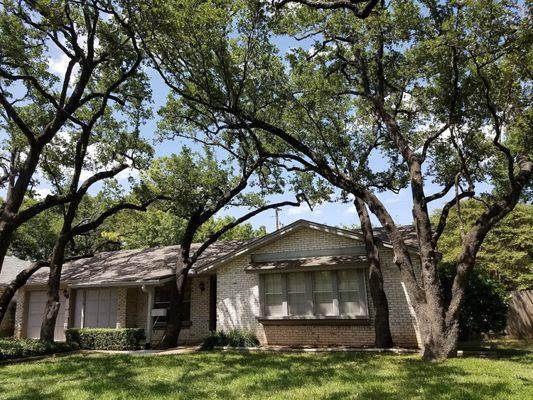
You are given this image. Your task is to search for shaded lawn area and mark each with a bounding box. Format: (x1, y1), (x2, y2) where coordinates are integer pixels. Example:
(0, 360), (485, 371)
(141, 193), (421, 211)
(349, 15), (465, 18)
(0, 351), (532, 400)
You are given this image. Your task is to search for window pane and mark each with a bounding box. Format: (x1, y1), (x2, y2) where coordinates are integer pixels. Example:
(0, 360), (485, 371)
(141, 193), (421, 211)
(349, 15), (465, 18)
(313, 271), (334, 315)
(265, 294), (283, 316)
(288, 293), (309, 315)
(339, 291), (361, 315)
(337, 269), (366, 316)
(338, 269), (358, 292)
(264, 274), (282, 294)
(314, 271), (333, 292)
(287, 272), (309, 315)
(314, 292), (334, 315)
(287, 272), (305, 293)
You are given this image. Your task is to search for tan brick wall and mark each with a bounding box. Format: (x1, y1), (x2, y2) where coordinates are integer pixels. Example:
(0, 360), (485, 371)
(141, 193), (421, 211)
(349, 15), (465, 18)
(215, 226), (421, 348)
(178, 276), (211, 344)
(116, 288), (127, 328)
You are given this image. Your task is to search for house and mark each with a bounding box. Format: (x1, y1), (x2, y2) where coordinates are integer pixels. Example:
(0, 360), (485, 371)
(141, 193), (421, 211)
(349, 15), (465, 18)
(0, 256), (30, 336)
(13, 220), (422, 348)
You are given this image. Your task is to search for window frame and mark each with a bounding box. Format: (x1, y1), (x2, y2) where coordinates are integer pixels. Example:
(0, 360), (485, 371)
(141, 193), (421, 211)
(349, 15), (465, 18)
(259, 267), (369, 320)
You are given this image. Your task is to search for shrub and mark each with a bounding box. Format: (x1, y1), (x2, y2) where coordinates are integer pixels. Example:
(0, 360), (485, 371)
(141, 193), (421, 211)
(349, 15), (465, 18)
(65, 328), (144, 350)
(0, 338), (77, 361)
(439, 263), (509, 340)
(202, 329), (259, 350)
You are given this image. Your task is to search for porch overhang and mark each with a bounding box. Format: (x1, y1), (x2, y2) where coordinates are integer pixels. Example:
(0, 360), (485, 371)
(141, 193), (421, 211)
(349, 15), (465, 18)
(67, 276), (174, 289)
(245, 255), (368, 273)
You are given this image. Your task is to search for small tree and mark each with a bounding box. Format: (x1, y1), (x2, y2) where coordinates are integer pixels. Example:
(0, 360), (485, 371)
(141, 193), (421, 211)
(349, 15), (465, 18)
(0, 0), (146, 270)
(141, 147), (305, 348)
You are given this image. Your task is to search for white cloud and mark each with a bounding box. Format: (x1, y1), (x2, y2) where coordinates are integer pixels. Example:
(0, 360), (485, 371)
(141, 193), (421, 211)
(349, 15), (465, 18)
(48, 53), (73, 76)
(345, 204), (357, 214)
(116, 168), (141, 182)
(34, 187), (52, 199)
(287, 203), (313, 216)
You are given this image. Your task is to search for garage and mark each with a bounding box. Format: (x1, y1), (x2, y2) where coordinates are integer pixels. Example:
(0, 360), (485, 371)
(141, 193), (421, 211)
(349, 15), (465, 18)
(73, 288), (118, 328)
(25, 290), (67, 341)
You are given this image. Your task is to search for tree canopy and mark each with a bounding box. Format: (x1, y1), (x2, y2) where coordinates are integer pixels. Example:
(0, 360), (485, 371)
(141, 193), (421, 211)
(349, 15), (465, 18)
(435, 201), (532, 291)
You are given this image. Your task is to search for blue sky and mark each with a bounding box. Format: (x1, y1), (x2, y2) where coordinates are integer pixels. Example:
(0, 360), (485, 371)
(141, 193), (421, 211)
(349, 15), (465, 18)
(140, 36), (453, 234)
(0, 32), (465, 235)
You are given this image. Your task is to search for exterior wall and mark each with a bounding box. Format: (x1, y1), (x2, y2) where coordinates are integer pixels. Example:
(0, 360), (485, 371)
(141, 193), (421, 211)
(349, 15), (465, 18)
(116, 288), (127, 328)
(152, 276), (212, 345)
(0, 288), (16, 337)
(216, 226), (421, 348)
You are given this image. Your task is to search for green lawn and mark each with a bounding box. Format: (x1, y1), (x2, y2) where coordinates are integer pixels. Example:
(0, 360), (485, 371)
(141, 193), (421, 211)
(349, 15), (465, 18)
(0, 351), (532, 400)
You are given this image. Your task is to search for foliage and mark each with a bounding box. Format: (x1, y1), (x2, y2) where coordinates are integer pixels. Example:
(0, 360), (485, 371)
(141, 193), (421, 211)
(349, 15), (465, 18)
(201, 329), (259, 350)
(0, 352), (532, 399)
(65, 328), (144, 351)
(439, 263), (509, 341)
(9, 201), (61, 261)
(435, 202), (533, 291)
(0, 338), (77, 361)
(102, 211), (267, 250)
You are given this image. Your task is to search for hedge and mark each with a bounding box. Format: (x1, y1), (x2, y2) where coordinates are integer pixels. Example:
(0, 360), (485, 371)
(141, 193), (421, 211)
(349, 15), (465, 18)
(65, 328), (144, 350)
(0, 338), (77, 361)
(202, 329), (259, 350)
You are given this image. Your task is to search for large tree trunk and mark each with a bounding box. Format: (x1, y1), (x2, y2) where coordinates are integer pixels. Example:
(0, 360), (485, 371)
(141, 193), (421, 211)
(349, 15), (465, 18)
(159, 266), (190, 349)
(0, 261), (48, 325)
(40, 238), (67, 342)
(354, 198), (393, 348)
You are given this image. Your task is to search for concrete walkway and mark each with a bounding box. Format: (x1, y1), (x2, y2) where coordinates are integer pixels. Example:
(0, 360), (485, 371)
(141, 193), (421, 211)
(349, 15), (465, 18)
(89, 345), (202, 356)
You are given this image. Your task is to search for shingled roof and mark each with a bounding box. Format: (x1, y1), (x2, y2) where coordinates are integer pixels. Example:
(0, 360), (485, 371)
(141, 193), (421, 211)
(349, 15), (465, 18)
(0, 256), (30, 286)
(26, 220), (417, 287)
(28, 240), (250, 286)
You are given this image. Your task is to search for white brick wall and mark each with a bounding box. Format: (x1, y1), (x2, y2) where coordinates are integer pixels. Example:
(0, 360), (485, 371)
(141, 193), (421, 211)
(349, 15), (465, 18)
(215, 226), (421, 348)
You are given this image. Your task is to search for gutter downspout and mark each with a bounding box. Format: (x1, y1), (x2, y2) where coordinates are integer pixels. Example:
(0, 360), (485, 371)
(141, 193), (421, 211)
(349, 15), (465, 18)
(141, 285), (155, 348)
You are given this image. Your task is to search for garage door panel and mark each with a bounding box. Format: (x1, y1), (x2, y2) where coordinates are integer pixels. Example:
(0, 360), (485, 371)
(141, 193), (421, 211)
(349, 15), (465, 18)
(26, 291), (66, 341)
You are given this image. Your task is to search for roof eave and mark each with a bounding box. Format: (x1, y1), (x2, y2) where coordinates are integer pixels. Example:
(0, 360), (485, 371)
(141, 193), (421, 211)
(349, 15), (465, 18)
(196, 219), (419, 274)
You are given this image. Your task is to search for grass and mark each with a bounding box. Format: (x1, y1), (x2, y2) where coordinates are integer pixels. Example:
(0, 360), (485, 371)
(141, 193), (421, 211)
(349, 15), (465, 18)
(0, 351), (532, 400)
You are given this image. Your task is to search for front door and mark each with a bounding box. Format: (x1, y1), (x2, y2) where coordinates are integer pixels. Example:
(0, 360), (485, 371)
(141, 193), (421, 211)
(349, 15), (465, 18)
(209, 275), (217, 331)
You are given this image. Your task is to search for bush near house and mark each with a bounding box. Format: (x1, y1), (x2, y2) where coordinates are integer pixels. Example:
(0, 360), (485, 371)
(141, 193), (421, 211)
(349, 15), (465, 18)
(202, 329), (259, 350)
(439, 263), (509, 340)
(65, 328), (144, 350)
(0, 338), (77, 361)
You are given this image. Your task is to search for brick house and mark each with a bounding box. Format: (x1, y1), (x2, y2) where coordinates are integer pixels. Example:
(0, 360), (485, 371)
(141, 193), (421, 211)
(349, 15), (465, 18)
(10, 220), (422, 348)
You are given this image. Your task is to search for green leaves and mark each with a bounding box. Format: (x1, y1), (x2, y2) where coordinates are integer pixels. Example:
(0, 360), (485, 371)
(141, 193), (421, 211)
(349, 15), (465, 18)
(434, 201), (533, 291)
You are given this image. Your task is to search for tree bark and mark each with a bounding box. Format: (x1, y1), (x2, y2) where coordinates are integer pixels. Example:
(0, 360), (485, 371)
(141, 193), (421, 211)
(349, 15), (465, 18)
(39, 237), (68, 342)
(0, 261), (48, 324)
(354, 198), (393, 348)
(159, 264), (190, 349)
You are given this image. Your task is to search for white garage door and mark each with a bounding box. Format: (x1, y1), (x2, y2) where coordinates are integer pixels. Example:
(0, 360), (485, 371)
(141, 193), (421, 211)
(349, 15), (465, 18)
(26, 291), (67, 341)
(73, 288), (117, 328)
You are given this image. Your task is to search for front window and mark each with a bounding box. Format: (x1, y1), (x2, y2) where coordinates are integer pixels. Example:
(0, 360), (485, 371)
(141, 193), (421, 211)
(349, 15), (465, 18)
(153, 281), (191, 326)
(264, 274), (283, 316)
(260, 268), (368, 318)
(287, 272), (310, 316)
(313, 271), (335, 315)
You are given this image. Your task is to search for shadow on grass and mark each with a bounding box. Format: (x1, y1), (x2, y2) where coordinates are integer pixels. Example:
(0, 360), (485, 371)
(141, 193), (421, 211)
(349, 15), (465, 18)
(0, 351), (531, 400)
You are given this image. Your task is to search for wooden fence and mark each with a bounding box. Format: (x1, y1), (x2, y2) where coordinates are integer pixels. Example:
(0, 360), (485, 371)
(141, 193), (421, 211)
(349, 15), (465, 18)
(507, 290), (533, 339)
